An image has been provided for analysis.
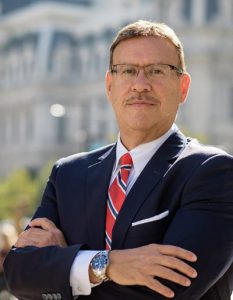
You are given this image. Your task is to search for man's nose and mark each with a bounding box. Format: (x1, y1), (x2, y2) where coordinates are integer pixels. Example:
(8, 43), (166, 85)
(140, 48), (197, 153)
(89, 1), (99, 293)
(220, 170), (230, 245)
(131, 69), (151, 93)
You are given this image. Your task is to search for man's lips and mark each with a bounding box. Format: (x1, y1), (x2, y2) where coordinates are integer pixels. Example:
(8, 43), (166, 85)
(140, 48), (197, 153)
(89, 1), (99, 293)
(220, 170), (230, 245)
(127, 101), (154, 105)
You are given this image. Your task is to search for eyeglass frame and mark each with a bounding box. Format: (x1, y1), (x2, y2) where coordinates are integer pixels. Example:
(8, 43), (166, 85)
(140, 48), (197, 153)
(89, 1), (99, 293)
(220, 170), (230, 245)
(110, 63), (184, 81)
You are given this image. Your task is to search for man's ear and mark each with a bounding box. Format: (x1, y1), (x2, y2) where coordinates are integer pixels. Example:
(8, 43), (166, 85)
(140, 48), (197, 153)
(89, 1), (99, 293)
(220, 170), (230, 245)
(105, 70), (112, 99)
(180, 72), (191, 104)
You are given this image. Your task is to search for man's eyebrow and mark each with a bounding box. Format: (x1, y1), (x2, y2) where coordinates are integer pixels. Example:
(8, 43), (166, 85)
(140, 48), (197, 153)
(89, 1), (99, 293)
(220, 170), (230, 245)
(112, 62), (174, 66)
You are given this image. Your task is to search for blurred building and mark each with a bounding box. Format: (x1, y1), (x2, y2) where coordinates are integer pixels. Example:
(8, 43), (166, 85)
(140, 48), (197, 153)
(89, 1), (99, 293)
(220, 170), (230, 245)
(0, 0), (232, 177)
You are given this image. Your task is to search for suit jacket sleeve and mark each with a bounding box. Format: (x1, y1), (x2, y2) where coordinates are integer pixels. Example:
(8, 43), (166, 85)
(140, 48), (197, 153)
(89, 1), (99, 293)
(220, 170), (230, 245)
(160, 153), (233, 299)
(3, 159), (86, 300)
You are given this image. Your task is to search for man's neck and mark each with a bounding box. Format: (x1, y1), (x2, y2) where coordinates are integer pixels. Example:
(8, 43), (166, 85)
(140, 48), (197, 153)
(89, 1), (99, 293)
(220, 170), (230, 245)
(119, 127), (173, 150)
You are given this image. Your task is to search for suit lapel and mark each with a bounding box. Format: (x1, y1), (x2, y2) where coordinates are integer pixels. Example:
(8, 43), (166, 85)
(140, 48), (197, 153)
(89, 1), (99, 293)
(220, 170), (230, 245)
(86, 145), (116, 250)
(111, 130), (187, 249)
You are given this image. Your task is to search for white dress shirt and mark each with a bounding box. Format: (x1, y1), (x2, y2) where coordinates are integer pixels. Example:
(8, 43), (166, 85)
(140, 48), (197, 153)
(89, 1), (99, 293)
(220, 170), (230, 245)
(70, 125), (177, 297)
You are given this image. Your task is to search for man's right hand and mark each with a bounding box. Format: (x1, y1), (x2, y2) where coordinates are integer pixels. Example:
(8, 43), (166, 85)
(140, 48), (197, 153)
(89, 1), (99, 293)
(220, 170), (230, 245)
(105, 244), (197, 298)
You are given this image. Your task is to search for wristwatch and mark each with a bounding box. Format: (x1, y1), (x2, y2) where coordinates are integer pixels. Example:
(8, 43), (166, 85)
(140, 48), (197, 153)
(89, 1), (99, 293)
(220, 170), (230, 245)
(90, 251), (111, 282)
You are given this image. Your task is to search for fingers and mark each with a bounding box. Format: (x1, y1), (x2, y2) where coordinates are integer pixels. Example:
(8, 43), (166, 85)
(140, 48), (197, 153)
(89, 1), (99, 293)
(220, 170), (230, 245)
(144, 262), (195, 298)
(153, 244), (197, 279)
(15, 229), (42, 247)
(148, 264), (191, 287)
(29, 218), (57, 231)
(146, 277), (174, 298)
(154, 254), (197, 279)
(15, 218), (67, 248)
(157, 244), (197, 262)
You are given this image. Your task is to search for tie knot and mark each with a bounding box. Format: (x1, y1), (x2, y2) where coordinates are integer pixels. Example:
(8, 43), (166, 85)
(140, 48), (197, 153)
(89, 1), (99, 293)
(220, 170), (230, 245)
(120, 152), (133, 169)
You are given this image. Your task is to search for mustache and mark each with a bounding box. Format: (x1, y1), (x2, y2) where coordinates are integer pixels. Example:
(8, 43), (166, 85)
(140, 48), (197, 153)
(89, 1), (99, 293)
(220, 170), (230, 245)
(125, 93), (158, 104)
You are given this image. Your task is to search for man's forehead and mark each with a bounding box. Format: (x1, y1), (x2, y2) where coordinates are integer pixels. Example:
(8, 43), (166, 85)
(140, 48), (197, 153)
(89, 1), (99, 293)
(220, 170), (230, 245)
(112, 36), (178, 64)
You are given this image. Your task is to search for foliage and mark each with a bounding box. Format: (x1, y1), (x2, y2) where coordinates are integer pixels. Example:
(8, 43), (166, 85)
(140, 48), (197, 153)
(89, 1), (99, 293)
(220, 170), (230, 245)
(0, 162), (53, 222)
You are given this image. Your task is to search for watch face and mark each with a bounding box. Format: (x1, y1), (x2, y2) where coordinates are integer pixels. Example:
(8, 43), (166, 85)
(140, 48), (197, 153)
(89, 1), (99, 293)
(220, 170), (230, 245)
(91, 251), (109, 275)
(93, 256), (104, 269)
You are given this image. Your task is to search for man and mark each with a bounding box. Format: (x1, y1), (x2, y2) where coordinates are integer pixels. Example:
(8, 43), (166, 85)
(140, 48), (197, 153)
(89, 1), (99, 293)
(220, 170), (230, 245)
(4, 20), (233, 300)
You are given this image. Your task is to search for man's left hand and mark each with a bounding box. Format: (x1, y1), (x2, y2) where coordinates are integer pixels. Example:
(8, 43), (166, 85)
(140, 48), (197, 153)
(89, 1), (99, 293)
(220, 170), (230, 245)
(15, 218), (67, 248)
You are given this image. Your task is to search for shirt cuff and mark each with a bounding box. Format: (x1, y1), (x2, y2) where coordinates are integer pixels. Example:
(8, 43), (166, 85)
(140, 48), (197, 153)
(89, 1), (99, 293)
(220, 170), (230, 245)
(70, 250), (99, 296)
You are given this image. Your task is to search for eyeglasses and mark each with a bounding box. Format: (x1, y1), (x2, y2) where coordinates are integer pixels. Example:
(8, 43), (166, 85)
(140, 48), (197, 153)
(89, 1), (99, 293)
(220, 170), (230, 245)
(111, 63), (183, 82)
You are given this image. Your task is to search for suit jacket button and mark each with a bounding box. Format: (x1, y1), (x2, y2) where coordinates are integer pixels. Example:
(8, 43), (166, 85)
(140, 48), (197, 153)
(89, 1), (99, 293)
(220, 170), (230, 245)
(42, 294), (47, 300)
(57, 293), (61, 299)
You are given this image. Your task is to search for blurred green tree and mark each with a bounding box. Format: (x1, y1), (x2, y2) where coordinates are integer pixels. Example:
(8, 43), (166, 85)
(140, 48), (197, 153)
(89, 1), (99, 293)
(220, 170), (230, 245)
(0, 161), (53, 224)
(0, 169), (36, 221)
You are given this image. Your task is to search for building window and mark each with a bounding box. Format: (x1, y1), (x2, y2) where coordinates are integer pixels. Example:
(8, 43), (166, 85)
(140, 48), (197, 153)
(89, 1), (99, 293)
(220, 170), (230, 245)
(231, 88), (233, 121)
(183, 0), (192, 21)
(206, 0), (219, 21)
(0, 118), (6, 144)
(11, 114), (20, 143)
(56, 116), (66, 144)
(25, 111), (34, 142)
(0, 1), (3, 14)
(52, 44), (72, 80)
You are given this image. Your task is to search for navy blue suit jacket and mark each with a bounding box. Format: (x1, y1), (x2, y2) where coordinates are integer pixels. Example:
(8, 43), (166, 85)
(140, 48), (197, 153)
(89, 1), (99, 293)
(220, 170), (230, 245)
(4, 130), (233, 300)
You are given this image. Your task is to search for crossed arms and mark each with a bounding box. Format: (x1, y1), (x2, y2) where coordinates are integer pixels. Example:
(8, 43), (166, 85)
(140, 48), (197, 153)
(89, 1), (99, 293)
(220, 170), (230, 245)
(4, 153), (233, 300)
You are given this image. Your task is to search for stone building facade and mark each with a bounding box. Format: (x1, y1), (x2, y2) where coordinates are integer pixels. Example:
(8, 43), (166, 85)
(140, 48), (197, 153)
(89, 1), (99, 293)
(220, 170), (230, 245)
(0, 0), (232, 177)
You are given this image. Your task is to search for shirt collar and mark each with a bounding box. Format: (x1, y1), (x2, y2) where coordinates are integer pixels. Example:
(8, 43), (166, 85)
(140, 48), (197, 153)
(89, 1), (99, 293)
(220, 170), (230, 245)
(114, 124), (177, 175)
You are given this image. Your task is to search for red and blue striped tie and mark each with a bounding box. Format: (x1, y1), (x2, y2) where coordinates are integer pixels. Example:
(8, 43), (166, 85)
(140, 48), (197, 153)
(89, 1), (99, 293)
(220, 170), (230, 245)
(105, 152), (133, 250)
